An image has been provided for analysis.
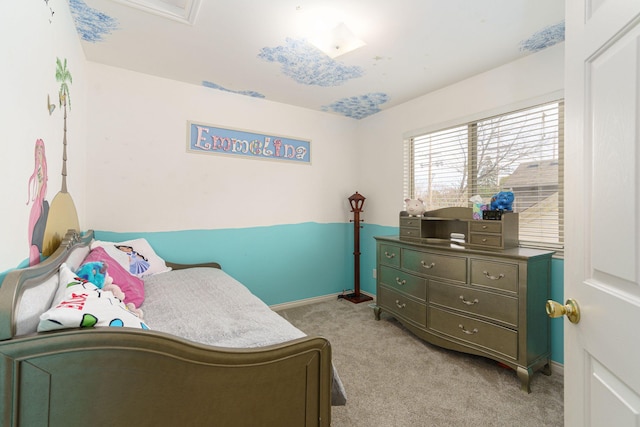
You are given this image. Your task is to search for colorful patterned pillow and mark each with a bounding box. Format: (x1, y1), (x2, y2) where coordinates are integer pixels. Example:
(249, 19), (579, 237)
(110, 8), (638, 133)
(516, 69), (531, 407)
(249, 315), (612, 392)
(82, 247), (145, 307)
(91, 238), (171, 278)
(38, 264), (149, 332)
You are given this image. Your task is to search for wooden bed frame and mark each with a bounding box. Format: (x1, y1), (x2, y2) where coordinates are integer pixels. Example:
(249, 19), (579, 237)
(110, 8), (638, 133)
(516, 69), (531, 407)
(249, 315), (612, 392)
(0, 230), (332, 426)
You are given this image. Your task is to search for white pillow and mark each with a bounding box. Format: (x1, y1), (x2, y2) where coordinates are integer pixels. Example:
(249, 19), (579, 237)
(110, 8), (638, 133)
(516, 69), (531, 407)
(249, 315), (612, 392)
(38, 264), (150, 332)
(91, 238), (171, 278)
(51, 263), (81, 305)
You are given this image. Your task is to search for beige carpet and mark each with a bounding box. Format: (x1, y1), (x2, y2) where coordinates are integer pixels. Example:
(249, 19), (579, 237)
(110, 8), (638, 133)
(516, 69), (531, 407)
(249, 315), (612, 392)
(278, 299), (564, 427)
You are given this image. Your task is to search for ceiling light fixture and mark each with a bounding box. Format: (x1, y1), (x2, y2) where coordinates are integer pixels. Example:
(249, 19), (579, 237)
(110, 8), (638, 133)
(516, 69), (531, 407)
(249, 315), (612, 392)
(309, 22), (366, 58)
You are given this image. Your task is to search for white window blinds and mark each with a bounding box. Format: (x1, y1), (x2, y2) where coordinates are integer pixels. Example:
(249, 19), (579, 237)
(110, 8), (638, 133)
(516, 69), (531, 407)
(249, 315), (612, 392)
(406, 100), (564, 251)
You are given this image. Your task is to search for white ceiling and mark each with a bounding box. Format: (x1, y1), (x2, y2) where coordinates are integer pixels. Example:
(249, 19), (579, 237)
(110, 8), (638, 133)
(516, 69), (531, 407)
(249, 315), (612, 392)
(69, 0), (565, 119)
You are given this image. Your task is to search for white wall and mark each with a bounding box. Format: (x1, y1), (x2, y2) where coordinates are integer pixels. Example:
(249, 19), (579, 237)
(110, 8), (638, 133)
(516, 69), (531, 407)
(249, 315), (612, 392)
(0, 1), (87, 272)
(0, 3), (564, 273)
(353, 44), (566, 363)
(355, 43), (565, 226)
(85, 64), (359, 232)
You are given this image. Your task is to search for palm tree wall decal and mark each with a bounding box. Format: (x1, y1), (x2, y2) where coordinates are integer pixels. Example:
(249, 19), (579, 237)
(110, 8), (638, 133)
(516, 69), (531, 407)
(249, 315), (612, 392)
(41, 57), (80, 256)
(56, 57), (72, 193)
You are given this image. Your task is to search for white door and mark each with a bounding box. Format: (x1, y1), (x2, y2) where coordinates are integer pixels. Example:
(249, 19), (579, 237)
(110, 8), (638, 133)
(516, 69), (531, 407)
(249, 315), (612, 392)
(564, 0), (640, 425)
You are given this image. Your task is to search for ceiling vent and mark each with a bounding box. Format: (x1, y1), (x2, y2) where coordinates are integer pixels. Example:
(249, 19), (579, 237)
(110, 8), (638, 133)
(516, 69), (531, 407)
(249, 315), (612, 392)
(110, 0), (202, 25)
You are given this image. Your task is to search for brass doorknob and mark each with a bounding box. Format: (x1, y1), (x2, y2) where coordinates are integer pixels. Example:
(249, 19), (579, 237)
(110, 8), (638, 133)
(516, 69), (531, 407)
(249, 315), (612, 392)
(546, 299), (580, 324)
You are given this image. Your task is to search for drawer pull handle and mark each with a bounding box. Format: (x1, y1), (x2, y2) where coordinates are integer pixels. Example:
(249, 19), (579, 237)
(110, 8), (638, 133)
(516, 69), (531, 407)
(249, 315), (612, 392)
(384, 251), (396, 259)
(458, 324), (478, 335)
(483, 271), (505, 280)
(482, 225), (488, 229)
(395, 300), (406, 309)
(421, 261), (435, 269)
(482, 238), (488, 242)
(395, 278), (406, 286)
(459, 296), (479, 306)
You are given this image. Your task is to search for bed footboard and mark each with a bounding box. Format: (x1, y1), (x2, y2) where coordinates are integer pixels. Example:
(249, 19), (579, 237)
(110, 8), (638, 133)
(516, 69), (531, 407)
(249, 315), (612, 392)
(0, 329), (332, 426)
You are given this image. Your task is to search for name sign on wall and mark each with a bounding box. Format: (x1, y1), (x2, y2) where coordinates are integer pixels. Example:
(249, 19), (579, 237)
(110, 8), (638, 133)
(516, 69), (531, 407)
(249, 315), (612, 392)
(188, 121), (311, 164)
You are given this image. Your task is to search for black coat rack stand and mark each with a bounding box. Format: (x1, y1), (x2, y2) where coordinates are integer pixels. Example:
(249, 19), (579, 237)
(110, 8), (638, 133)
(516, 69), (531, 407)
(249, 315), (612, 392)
(343, 192), (373, 304)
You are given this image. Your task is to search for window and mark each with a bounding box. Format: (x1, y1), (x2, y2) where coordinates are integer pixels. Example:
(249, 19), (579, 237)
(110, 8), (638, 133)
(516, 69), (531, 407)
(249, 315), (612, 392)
(405, 100), (564, 252)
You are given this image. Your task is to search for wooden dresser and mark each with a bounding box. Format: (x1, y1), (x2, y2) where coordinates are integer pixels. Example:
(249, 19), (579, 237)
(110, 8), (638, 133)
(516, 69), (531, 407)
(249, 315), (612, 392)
(374, 208), (554, 392)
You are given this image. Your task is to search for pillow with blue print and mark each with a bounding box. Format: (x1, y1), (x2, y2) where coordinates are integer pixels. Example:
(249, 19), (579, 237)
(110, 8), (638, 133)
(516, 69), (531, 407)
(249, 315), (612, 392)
(91, 238), (171, 278)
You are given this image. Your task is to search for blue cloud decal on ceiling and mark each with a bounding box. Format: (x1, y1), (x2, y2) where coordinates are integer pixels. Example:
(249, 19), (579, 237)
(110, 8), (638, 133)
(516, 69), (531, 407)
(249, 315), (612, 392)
(69, 0), (119, 43)
(258, 38), (364, 86)
(202, 81), (265, 98)
(520, 21), (565, 52)
(323, 93), (389, 119)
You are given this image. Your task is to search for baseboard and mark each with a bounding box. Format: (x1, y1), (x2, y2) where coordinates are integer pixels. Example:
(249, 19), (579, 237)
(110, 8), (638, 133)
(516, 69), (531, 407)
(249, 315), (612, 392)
(551, 360), (564, 377)
(270, 291), (376, 311)
(269, 293), (338, 311)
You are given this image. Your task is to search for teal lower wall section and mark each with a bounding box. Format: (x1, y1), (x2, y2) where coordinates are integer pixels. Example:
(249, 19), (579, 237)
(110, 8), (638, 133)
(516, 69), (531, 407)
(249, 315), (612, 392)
(95, 223), (353, 306)
(549, 258), (564, 364)
(0, 259), (30, 287)
(95, 221), (564, 365)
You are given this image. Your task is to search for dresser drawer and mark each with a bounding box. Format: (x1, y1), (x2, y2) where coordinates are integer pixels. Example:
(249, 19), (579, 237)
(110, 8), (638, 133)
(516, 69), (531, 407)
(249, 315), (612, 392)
(469, 233), (503, 248)
(428, 306), (517, 359)
(400, 227), (421, 239)
(379, 244), (401, 268)
(471, 260), (518, 293)
(402, 249), (467, 282)
(428, 281), (518, 327)
(378, 286), (427, 326)
(400, 217), (421, 229)
(469, 221), (502, 233)
(379, 266), (427, 301)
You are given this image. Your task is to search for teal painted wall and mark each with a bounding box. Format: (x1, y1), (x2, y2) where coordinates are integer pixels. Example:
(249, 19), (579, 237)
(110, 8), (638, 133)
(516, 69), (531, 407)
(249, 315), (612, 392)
(95, 223), (353, 306)
(549, 258), (564, 364)
(49, 221), (562, 364)
(0, 260), (31, 287)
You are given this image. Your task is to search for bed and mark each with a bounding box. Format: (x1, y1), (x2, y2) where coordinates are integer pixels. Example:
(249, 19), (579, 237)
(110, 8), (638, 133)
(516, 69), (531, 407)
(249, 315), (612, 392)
(0, 229), (344, 426)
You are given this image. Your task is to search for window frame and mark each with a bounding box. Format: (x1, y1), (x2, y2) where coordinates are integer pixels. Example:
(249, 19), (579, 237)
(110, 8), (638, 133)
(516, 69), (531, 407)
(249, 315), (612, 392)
(404, 97), (564, 255)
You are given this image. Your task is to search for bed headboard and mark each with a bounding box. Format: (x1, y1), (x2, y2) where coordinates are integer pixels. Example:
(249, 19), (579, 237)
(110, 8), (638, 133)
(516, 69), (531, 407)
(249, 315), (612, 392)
(0, 229), (93, 340)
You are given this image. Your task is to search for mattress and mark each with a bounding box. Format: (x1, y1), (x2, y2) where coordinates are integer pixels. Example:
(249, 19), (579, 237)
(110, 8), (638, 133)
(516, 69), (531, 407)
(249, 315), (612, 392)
(142, 267), (347, 405)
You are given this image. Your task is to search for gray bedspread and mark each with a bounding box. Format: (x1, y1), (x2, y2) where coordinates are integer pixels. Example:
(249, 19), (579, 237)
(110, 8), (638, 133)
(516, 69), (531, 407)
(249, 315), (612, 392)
(142, 267), (347, 405)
